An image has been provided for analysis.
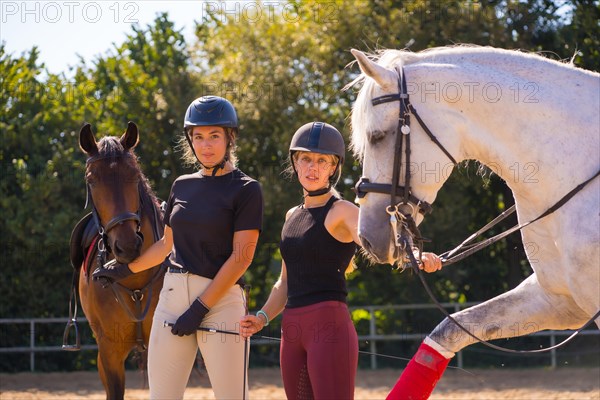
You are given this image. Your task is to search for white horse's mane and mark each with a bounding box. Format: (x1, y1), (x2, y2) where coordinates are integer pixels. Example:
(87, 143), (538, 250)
(346, 45), (594, 160)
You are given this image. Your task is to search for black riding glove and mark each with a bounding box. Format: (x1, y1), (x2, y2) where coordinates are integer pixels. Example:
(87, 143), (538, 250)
(171, 299), (210, 336)
(92, 260), (134, 284)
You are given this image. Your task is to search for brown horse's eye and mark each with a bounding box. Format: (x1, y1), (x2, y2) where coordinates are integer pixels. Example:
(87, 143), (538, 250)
(86, 175), (98, 187)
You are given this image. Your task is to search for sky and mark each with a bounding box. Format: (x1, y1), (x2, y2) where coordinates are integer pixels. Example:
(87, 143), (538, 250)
(1, 1), (206, 75)
(1, 0), (577, 76)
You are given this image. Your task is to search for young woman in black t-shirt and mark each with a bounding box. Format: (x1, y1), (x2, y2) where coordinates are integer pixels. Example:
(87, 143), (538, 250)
(240, 122), (442, 399)
(94, 96), (263, 399)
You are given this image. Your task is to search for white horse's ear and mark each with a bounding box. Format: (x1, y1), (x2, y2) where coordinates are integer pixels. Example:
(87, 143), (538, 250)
(351, 49), (397, 89)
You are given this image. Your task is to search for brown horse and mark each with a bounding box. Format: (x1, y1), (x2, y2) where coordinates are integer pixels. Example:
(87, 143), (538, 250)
(71, 122), (165, 399)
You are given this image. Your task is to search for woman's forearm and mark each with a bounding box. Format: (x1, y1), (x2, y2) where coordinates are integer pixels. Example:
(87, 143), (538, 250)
(198, 229), (259, 308)
(128, 227), (173, 273)
(260, 279), (288, 322)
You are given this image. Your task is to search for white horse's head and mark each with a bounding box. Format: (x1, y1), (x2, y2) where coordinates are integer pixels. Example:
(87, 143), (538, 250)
(349, 49), (458, 265)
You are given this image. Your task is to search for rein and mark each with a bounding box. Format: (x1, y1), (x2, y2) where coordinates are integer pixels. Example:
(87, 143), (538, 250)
(358, 66), (600, 354)
(162, 321), (472, 375)
(242, 285), (251, 400)
(98, 183), (166, 345)
(442, 169), (600, 265)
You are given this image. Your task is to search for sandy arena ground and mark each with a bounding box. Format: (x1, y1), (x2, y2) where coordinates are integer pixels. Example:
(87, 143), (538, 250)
(1, 367), (598, 399)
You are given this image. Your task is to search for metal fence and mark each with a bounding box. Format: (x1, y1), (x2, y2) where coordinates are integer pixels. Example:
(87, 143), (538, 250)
(1, 303), (598, 371)
(345, 302), (599, 370)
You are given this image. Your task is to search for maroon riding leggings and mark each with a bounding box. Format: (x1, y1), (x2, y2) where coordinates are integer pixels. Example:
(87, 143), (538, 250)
(280, 300), (358, 399)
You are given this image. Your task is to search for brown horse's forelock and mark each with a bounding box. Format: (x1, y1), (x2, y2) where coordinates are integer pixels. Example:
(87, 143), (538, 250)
(90, 137), (159, 207)
(97, 136), (133, 160)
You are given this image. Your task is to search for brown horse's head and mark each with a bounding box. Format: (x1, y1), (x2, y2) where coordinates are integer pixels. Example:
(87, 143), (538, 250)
(79, 122), (143, 263)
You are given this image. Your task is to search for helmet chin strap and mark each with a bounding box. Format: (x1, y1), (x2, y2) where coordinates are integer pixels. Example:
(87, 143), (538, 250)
(202, 156), (228, 176)
(304, 186), (331, 197)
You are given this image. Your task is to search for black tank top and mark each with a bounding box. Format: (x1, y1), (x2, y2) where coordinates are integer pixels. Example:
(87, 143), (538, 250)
(280, 197), (357, 308)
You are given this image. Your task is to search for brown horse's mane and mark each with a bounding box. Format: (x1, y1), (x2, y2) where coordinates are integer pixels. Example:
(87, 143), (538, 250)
(95, 136), (161, 209)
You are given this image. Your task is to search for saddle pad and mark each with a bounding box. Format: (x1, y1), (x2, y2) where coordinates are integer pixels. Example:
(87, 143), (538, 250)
(69, 213), (97, 269)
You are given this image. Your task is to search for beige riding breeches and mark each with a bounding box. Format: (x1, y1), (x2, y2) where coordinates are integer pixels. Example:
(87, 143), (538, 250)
(148, 271), (248, 400)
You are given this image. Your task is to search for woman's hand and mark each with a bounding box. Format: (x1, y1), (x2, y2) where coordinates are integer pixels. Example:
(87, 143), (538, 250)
(171, 299), (209, 336)
(239, 314), (265, 338)
(419, 252), (443, 273)
(92, 260), (133, 285)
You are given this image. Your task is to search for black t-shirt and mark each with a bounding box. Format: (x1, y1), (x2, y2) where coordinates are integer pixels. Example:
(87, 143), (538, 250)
(163, 169), (263, 278)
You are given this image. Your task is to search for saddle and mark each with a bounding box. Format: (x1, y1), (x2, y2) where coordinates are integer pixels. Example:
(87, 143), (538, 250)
(69, 212), (98, 272)
(69, 194), (165, 274)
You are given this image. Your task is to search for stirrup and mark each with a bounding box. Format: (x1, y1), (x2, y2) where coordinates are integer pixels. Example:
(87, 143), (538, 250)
(62, 318), (81, 351)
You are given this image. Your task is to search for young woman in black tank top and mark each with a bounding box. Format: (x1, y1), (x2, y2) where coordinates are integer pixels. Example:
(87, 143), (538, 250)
(240, 122), (443, 399)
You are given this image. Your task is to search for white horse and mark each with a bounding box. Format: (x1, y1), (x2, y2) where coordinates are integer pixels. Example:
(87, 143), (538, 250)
(348, 46), (599, 398)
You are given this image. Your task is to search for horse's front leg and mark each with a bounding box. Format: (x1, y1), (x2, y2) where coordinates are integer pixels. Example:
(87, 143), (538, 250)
(97, 339), (129, 400)
(430, 273), (590, 353)
(386, 273), (590, 400)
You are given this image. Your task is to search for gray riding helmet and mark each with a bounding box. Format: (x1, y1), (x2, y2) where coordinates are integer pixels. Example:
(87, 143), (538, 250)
(289, 122), (346, 187)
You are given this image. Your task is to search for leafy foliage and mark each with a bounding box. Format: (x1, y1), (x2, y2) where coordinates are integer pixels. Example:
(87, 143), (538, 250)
(1, 1), (597, 371)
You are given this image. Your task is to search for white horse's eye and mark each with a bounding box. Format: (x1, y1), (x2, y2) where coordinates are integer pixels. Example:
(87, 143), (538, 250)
(367, 130), (387, 144)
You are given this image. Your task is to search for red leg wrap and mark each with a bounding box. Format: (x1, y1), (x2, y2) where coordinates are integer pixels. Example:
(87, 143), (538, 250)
(386, 342), (450, 400)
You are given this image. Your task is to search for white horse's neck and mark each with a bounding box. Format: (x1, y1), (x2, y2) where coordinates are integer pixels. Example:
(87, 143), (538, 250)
(404, 49), (600, 219)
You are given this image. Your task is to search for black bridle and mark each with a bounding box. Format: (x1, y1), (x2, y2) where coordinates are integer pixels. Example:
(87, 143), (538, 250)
(85, 153), (143, 258)
(354, 68), (457, 262)
(354, 67), (600, 354)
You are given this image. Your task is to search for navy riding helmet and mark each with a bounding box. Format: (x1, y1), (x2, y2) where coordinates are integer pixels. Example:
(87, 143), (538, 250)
(183, 96), (238, 174)
(184, 96), (238, 130)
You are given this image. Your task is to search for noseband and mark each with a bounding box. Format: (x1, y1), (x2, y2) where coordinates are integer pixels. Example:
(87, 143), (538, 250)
(354, 68), (457, 262)
(85, 153), (143, 257)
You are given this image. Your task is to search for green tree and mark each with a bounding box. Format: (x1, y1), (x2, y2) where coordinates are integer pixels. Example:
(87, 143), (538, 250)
(70, 13), (193, 198)
(0, 13), (194, 371)
(559, 0), (600, 71)
(1, 45), (82, 318)
(2, 2), (598, 371)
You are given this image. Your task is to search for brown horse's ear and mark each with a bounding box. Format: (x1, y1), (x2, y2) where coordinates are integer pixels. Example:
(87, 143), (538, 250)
(79, 123), (97, 155)
(120, 121), (139, 151)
